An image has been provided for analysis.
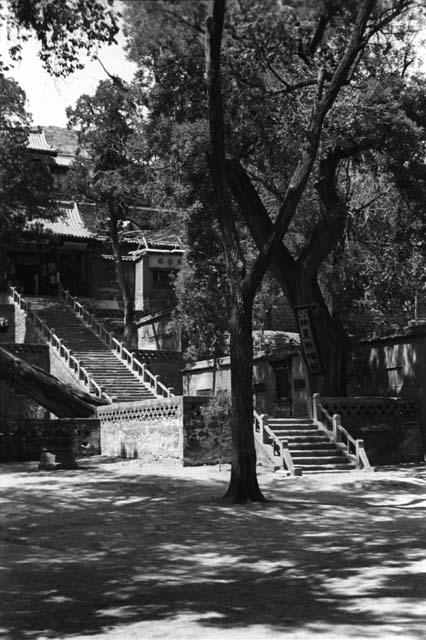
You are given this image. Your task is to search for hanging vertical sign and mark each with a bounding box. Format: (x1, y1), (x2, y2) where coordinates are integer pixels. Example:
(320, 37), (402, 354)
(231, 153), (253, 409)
(295, 305), (324, 374)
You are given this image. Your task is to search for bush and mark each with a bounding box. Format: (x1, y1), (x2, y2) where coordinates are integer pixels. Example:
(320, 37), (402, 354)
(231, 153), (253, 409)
(200, 391), (232, 468)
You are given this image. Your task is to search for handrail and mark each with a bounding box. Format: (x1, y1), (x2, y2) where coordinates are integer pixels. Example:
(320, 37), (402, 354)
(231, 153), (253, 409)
(312, 393), (372, 471)
(253, 410), (301, 475)
(8, 286), (112, 403)
(58, 284), (173, 398)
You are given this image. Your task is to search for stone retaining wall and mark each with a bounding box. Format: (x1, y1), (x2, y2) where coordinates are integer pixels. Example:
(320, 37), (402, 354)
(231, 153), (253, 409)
(0, 418), (100, 465)
(0, 344), (50, 420)
(320, 396), (423, 464)
(97, 396), (231, 466)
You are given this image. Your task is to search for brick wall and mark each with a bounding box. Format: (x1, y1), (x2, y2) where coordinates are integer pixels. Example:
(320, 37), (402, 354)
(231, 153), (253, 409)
(320, 396), (423, 465)
(347, 330), (426, 453)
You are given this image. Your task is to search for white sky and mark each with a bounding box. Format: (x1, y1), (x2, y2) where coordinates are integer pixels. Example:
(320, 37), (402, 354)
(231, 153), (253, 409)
(2, 32), (136, 127)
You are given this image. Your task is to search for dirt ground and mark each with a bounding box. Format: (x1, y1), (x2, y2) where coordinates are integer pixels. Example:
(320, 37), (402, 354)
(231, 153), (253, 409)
(1, 458), (426, 640)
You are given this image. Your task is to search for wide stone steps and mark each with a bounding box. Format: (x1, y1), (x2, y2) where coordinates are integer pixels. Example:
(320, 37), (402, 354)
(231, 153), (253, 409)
(297, 464), (357, 473)
(266, 417), (357, 474)
(274, 429), (326, 437)
(33, 302), (156, 403)
(288, 442), (336, 451)
(290, 448), (342, 458)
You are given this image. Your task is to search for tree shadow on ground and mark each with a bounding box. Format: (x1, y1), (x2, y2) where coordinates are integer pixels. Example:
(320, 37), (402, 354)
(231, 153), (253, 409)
(1, 464), (426, 639)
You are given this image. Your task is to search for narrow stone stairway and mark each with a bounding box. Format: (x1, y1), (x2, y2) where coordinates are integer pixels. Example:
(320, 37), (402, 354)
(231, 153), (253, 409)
(268, 417), (357, 473)
(30, 299), (156, 403)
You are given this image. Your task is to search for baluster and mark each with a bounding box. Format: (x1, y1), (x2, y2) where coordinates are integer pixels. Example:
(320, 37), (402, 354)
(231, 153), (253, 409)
(154, 374), (159, 395)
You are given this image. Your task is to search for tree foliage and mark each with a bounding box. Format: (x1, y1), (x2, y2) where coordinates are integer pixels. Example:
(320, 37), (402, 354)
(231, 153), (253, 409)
(0, 0), (118, 75)
(66, 80), (146, 346)
(123, 0), (425, 380)
(0, 75), (54, 244)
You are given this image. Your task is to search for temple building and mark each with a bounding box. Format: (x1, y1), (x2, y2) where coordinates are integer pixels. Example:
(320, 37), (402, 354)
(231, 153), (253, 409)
(1, 126), (185, 347)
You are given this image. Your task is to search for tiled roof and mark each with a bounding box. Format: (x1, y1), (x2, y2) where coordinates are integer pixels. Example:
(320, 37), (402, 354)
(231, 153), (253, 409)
(27, 130), (55, 154)
(54, 154), (75, 167)
(101, 254), (137, 262)
(36, 202), (97, 239)
(43, 126), (79, 156)
(28, 127), (82, 167)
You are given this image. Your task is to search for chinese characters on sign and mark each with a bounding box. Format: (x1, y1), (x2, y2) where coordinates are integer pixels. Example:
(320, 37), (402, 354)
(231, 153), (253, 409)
(295, 305), (324, 374)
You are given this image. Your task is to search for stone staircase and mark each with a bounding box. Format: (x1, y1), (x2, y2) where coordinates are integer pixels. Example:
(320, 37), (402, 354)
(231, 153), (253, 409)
(26, 297), (156, 403)
(267, 417), (357, 474)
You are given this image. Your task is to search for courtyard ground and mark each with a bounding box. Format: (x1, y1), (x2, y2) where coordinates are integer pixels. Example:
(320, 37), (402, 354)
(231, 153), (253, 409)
(1, 459), (426, 640)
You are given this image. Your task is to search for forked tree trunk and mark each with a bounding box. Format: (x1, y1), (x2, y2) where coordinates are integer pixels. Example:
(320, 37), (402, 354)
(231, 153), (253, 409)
(223, 292), (265, 502)
(0, 345), (108, 417)
(226, 161), (347, 396)
(206, 0), (375, 501)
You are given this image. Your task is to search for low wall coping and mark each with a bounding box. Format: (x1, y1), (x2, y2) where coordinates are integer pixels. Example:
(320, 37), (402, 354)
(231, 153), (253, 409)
(182, 354), (273, 374)
(321, 396), (411, 404)
(96, 396), (183, 416)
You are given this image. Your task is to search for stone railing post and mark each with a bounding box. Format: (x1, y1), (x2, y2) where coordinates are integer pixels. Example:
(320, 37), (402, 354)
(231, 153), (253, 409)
(312, 393), (320, 422)
(261, 414), (269, 444)
(332, 413), (341, 441)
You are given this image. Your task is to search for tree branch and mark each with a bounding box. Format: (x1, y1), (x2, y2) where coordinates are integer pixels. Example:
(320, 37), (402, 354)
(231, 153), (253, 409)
(245, 0), (376, 295)
(226, 160), (298, 301)
(297, 153), (347, 277)
(162, 8), (205, 35)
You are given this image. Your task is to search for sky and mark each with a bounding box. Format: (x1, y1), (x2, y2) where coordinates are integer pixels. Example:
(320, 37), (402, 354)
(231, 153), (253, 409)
(2, 31), (136, 128)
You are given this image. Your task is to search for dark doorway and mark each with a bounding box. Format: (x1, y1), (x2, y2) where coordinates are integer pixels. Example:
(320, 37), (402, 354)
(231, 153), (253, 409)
(273, 359), (292, 417)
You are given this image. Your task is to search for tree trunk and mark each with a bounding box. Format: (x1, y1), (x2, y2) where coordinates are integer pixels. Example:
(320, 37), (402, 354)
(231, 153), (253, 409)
(293, 276), (346, 396)
(0, 345), (108, 417)
(108, 204), (136, 349)
(226, 161), (347, 396)
(123, 297), (136, 349)
(223, 292), (266, 503)
(206, 2), (265, 501)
